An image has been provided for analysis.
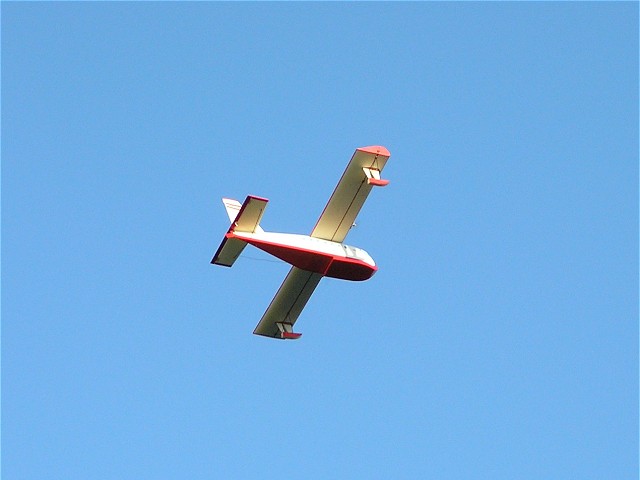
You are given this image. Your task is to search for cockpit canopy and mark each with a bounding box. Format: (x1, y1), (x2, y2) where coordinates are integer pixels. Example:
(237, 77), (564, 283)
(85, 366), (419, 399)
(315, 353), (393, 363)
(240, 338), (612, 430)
(342, 244), (375, 266)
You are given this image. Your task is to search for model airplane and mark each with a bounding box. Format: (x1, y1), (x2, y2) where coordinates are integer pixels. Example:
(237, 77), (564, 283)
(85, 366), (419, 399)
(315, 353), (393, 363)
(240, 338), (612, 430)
(211, 145), (391, 339)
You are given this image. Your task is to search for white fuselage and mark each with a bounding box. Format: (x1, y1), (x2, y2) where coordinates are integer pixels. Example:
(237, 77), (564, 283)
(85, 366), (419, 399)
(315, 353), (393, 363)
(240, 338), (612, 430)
(230, 231), (377, 281)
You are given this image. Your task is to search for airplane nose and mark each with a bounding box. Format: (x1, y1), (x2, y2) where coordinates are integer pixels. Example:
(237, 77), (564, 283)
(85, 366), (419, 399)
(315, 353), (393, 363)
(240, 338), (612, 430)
(325, 259), (377, 281)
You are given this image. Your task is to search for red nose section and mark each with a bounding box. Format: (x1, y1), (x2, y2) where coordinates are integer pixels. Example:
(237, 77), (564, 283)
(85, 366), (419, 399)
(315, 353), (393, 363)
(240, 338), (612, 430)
(325, 257), (377, 281)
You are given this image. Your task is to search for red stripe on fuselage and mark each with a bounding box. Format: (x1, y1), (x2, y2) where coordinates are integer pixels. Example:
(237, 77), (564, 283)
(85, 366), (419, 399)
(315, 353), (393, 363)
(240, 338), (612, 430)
(232, 234), (377, 281)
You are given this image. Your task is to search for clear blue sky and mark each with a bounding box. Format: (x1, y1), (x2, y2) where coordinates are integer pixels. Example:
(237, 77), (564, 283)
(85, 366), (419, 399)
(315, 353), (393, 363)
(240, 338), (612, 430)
(3, 3), (637, 479)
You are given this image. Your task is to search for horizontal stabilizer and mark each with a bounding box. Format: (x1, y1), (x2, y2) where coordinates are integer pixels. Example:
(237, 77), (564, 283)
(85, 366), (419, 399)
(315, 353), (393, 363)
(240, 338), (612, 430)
(211, 195), (267, 267)
(211, 235), (246, 267)
(231, 195), (268, 233)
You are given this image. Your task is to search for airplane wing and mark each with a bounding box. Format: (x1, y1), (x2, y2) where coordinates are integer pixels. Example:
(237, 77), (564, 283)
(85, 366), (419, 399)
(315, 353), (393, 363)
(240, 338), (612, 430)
(310, 145), (390, 243)
(253, 267), (323, 339)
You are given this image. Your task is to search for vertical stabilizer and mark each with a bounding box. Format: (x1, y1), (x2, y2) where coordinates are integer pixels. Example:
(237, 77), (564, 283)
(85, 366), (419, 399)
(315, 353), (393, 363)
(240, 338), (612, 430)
(222, 198), (242, 223)
(223, 196), (267, 233)
(221, 197), (266, 233)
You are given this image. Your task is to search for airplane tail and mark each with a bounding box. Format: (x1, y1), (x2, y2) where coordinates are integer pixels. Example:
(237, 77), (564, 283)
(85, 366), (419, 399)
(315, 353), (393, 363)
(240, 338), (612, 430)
(211, 195), (268, 267)
(222, 198), (242, 223)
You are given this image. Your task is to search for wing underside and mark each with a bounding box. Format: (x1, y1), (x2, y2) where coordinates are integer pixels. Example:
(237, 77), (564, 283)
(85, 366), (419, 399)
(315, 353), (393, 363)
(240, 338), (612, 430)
(253, 267), (323, 339)
(310, 145), (390, 243)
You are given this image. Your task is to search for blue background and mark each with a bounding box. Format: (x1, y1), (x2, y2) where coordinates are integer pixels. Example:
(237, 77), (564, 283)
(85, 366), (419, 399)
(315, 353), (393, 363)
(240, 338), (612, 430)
(3, 3), (637, 479)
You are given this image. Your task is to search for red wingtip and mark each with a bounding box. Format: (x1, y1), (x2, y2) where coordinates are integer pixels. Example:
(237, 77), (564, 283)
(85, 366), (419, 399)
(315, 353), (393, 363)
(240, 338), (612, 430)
(247, 194), (269, 203)
(357, 145), (391, 157)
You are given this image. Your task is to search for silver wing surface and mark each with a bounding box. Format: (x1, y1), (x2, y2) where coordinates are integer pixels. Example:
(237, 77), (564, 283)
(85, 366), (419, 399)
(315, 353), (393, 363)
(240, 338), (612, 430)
(310, 145), (390, 243)
(253, 267), (323, 339)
